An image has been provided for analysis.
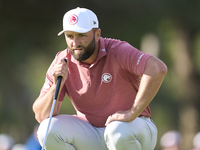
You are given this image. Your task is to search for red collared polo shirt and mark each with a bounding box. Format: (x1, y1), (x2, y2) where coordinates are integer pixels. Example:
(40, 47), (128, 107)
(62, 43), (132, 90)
(40, 37), (152, 127)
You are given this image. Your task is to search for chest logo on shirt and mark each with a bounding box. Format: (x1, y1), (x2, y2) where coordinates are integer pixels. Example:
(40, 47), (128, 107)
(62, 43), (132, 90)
(102, 73), (112, 83)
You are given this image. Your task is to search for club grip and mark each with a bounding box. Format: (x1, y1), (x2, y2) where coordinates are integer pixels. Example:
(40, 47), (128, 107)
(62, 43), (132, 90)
(53, 76), (62, 100)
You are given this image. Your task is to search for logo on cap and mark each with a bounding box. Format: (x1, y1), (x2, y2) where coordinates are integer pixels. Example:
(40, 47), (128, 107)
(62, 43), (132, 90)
(68, 14), (78, 25)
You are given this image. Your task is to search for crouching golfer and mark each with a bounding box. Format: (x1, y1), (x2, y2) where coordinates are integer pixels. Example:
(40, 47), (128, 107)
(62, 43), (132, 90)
(33, 7), (167, 150)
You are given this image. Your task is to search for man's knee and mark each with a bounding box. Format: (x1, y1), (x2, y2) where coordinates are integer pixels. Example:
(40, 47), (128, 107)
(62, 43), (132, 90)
(37, 118), (52, 146)
(105, 121), (133, 138)
(37, 115), (71, 137)
(104, 121), (142, 150)
(37, 117), (66, 145)
(37, 116), (76, 150)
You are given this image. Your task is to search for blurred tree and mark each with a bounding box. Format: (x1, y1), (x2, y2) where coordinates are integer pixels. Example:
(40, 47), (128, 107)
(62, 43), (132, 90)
(159, 24), (200, 149)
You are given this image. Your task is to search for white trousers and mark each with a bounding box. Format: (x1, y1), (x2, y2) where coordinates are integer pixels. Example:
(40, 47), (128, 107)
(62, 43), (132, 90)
(37, 115), (157, 150)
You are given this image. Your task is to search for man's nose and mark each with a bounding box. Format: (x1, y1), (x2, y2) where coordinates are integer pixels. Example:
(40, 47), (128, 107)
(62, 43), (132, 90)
(72, 37), (81, 47)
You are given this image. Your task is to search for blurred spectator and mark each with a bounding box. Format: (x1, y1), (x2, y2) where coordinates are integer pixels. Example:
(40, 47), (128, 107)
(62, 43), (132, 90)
(24, 124), (41, 150)
(160, 130), (181, 150)
(191, 132), (200, 150)
(11, 144), (26, 150)
(0, 134), (15, 150)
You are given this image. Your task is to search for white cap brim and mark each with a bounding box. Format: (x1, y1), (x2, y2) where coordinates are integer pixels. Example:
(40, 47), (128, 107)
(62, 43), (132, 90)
(57, 27), (93, 36)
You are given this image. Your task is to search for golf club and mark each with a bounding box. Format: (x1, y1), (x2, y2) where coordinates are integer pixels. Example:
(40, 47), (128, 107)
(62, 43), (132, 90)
(42, 58), (67, 150)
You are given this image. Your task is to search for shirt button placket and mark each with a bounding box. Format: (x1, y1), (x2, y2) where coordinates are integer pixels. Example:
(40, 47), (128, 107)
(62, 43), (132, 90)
(87, 70), (91, 86)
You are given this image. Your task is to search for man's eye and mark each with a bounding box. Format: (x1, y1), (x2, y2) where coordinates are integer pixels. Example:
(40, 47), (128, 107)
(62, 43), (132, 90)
(67, 35), (73, 38)
(79, 34), (86, 37)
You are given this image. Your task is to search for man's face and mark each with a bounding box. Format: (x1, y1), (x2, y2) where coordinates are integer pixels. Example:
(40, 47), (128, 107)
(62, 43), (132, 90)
(64, 30), (96, 61)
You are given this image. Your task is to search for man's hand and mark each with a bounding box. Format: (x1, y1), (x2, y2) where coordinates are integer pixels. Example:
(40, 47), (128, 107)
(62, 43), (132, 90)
(105, 110), (135, 126)
(52, 58), (68, 87)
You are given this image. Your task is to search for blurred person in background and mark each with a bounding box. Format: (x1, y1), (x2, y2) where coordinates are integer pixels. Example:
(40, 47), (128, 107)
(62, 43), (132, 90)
(191, 132), (200, 150)
(0, 134), (15, 150)
(160, 130), (181, 150)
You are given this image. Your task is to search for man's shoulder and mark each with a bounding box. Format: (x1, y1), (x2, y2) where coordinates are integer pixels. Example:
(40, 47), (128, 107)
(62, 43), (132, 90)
(102, 37), (125, 47)
(101, 37), (133, 54)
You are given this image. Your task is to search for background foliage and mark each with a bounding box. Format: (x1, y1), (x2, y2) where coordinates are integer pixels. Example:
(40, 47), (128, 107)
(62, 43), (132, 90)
(1, 0), (200, 149)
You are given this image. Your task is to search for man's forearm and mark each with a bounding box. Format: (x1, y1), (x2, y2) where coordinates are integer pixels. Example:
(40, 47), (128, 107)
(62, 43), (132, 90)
(131, 56), (167, 119)
(32, 84), (61, 123)
(105, 56), (167, 126)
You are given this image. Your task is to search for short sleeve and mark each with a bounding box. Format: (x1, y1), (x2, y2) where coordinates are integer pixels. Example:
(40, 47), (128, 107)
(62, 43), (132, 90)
(115, 42), (152, 76)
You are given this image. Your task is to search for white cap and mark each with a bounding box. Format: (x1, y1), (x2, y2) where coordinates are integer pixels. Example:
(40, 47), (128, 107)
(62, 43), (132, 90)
(58, 7), (99, 36)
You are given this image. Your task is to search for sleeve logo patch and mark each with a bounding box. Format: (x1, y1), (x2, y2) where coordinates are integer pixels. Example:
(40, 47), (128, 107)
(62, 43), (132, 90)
(137, 54), (144, 65)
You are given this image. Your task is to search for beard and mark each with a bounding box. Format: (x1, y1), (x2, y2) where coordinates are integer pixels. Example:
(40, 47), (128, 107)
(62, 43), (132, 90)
(69, 36), (96, 62)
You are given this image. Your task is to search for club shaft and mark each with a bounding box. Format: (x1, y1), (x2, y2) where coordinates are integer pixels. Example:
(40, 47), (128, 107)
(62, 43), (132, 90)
(42, 99), (56, 150)
(42, 76), (63, 150)
(41, 58), (67, 150)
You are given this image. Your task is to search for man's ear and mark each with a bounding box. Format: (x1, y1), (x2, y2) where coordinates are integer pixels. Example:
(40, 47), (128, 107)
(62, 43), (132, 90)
(95, 28), (101, 42)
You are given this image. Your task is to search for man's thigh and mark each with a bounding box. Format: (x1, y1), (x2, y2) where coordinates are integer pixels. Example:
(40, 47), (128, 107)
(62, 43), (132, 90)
(37, 115), (108, 150)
